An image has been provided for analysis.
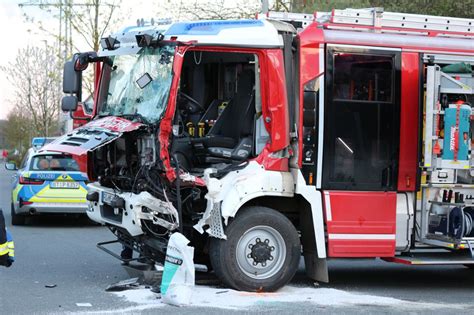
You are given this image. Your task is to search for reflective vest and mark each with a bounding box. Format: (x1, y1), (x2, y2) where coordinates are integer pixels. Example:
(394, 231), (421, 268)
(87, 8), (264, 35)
(0, 236), (13, 257)
(0, 209), (14, 267)
(6, 231), (14, 261)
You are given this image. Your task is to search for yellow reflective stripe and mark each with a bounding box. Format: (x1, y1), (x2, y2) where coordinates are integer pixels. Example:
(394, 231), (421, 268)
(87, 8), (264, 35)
(28, 198), (87, 203)
(27, 183), (87, 203)
(12, 184), (22, 201)
(0, 243), (8, 256)
(7, 241), (14, 255)
(6, 241), (14, 257)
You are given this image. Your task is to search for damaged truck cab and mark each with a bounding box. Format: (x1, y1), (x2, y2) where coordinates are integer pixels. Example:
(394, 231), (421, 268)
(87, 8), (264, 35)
(50, 20), (320, 292)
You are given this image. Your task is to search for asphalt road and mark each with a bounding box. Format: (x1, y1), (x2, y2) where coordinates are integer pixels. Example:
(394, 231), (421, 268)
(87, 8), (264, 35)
(0, 162), (473, 314)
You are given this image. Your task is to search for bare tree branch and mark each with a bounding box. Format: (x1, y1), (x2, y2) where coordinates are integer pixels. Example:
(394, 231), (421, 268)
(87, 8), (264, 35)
(1, 46), (61, 138)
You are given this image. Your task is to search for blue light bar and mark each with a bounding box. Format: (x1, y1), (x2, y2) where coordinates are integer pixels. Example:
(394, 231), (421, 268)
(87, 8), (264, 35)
(32, 137), (46, 148)
(31, 137), (56, 149)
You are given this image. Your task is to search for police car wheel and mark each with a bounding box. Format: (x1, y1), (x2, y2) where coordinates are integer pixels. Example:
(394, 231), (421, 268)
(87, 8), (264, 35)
(209, 206), (300, 292)
(11, 203), (26, 226)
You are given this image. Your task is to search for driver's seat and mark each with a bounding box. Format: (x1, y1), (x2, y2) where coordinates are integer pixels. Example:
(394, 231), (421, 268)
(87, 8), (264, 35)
(194, 70), (255, 162)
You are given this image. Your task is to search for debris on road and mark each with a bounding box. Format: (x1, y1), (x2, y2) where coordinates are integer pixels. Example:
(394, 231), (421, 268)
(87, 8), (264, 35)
(122, 263), (162, 285)
(112, 285), (467, 311)
(106, 277), (141, 292)
(44, 284), (57, 288)
(75, 303), (92, 307)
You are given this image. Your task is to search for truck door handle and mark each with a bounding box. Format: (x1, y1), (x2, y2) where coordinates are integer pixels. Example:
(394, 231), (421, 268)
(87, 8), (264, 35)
(382, 166), (392, 188)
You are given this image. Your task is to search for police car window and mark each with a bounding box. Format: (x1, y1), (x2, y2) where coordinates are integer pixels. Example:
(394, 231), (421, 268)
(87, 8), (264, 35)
(20, 153), (29, 169)
(30, 155), (80, 172)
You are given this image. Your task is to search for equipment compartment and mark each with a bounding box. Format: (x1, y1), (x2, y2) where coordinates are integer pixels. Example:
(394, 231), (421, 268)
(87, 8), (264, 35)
(419, 56), (474, 253)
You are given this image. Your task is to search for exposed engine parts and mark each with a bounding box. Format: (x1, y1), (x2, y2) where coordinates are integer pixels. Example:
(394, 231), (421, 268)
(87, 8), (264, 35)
(85, 126), (210, 257)
(129, 191), (179, 231)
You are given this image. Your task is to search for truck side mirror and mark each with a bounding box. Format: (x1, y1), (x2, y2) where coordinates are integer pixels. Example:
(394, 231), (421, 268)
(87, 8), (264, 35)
(62, 95), (79, 112)
(63, 60), (82, 99)
(74, 53), (91, 71)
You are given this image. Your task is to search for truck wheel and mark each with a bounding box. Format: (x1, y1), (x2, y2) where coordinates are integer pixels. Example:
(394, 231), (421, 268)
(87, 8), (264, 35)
(209, 206), (300, 292)
(11, 203), (26, 226)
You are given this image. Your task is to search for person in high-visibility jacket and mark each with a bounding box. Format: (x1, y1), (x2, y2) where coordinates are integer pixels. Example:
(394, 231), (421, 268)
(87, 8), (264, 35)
(0, 209), (14, 267)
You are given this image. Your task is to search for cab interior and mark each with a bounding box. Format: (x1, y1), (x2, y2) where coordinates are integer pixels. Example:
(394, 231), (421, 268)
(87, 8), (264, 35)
(172, 50), (269, 174)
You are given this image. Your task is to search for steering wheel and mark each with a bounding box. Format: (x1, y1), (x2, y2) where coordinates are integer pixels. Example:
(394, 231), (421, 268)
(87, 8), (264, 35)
(178, 91), (204, 113)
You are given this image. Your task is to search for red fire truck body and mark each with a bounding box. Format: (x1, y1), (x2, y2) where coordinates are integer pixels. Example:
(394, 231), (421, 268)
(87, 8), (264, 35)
(49, 8), (474, 291)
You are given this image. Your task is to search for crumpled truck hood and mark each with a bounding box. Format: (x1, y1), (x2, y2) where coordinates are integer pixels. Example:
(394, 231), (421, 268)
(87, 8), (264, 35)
(42, 116), (146, 156)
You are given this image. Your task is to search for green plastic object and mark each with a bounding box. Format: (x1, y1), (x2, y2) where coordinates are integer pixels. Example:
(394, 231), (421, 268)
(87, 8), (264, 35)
(442, 62), (472, 73)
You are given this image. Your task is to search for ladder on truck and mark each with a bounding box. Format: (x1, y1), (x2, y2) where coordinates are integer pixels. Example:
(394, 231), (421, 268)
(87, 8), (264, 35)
(263, 7), (474, 37)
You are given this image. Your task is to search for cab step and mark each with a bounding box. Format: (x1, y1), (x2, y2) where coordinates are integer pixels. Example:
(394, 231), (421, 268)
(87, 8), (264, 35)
(382, 250), (474, 265)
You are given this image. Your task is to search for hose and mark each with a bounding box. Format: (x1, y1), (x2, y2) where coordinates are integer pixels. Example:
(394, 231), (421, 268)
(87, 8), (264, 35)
(171, 154), (183, 233)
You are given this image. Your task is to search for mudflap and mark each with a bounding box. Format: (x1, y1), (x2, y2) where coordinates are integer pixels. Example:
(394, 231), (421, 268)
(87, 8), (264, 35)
(304, 254), (329, 283)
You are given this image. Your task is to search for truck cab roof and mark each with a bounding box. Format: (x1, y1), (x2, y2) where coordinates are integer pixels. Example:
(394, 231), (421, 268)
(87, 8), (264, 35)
(99, 19), (287, 57)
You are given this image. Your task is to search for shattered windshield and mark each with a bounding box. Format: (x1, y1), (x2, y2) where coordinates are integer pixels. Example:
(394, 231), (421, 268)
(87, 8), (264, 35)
(98, 46), (176, 123)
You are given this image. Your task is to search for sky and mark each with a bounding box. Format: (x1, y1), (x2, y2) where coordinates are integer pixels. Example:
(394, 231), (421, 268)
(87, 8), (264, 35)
(0, 0), (33, 119)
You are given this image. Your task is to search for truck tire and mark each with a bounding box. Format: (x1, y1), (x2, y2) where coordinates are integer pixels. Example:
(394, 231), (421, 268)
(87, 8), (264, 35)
(11, 203), (26, 226)
(209, 206), (300, 292)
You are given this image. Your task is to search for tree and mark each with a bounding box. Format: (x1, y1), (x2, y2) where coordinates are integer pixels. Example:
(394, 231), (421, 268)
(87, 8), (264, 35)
(64, 0), (120, 95)
(20, 0), (120, 56)
(1, 108), (34, 165)
(20, 0), (122, 95)
(1, 45), (62, 138)
(157, 0), (262, 20)
(285, 0), (474, 18)
(2, 108), (33, 152)
(63, 0), (119, 53)
(368, 0), (474, 18)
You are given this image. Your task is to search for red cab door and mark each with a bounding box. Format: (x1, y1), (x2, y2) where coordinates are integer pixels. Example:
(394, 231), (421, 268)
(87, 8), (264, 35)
(322, 46), (401, 257)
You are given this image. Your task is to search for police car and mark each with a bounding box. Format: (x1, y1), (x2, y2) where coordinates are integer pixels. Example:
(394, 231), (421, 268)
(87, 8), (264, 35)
(5, 139), (88, 225)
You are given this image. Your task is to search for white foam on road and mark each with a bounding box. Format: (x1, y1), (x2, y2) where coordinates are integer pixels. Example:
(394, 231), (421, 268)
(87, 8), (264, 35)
(83, 284), (464, 313)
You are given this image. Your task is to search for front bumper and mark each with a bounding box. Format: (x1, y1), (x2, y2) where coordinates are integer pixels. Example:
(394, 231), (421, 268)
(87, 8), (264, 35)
(17, 202), (88, 214)
(86, 183), (179, 236)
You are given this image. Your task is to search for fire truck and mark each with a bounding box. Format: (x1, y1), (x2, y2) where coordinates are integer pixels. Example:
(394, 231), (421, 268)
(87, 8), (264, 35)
(48, 8), (474, 292)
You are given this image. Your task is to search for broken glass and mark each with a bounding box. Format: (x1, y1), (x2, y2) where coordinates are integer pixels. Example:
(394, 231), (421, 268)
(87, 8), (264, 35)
(99, 46), (176, 123)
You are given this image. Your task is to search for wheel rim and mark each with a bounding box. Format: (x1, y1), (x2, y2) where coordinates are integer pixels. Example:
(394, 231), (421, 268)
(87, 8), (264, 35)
(235, 225), (286, 280)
